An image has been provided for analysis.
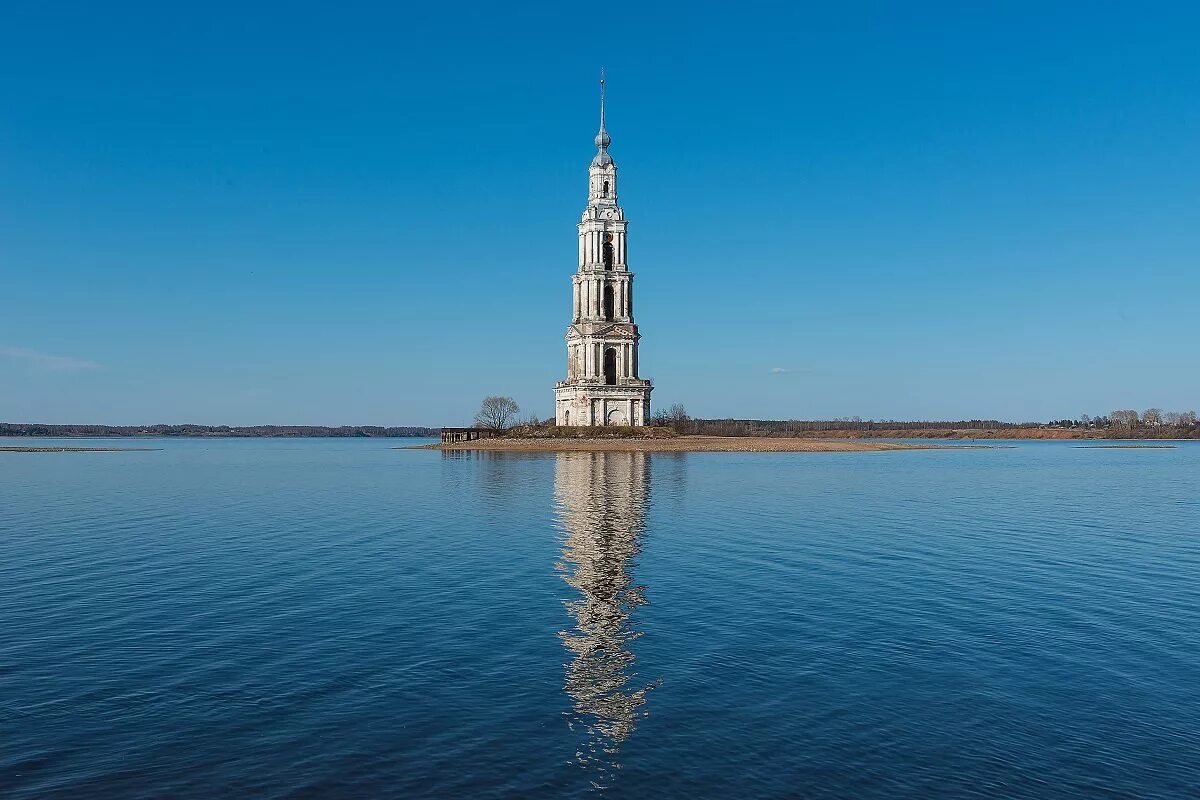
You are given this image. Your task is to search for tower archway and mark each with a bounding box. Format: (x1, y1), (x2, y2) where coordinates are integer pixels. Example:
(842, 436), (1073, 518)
(603, 284), (615, 321)
(603, 348), (617, 386)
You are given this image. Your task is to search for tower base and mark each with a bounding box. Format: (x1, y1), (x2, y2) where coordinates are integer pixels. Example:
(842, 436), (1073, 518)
(554, 382), (652, 427)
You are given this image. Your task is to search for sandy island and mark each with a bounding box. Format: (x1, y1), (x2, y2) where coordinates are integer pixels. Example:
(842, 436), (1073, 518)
(409, 436), (978, 453)
(1077, 445), (1176, 449)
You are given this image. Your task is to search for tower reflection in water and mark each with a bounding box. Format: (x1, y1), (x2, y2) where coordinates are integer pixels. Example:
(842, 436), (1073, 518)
(553, 451), (660, 786)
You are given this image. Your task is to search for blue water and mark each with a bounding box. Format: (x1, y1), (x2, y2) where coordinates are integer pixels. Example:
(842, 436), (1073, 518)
(2, 439), (1199, 799)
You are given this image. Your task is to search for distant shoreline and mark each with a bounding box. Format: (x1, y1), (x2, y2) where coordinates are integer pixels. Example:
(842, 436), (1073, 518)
(1, 446), (161, 453)
(0, 434), (434, 439)
(0, 424), (437, 438)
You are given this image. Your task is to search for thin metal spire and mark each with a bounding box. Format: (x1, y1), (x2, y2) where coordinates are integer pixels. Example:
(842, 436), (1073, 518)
(599, 66), (607, 135)
(592, 67), (612, 166)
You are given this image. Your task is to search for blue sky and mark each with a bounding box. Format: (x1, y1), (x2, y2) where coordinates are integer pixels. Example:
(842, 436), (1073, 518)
(3, 1), (1198, 426)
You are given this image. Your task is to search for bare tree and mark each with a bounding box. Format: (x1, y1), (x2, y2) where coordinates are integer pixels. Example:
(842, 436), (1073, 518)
(474, 396), (520, 430)
(1143, 408), (1163, 427)
(512, 412), (547, 430)
(650, 402), (691, 432)
(1110, 410), (1139, 429)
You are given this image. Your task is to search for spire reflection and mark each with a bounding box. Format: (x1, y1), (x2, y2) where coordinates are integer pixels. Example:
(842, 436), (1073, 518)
(554, 451), (659, 786)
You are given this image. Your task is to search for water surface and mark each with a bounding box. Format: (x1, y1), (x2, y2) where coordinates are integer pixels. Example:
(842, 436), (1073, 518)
(2, 439), (1198, 798)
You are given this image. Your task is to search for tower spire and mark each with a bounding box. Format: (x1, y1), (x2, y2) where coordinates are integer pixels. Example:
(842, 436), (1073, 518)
(599, 66), (606, 135)
(593, 68), (612, 163)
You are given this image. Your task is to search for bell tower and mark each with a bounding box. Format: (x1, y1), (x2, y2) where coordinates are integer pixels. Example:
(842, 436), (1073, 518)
(554, 71), (653, 427)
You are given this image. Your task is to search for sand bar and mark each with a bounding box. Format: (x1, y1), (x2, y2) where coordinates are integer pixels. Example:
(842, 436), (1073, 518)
(1077, 445), (1176, 449)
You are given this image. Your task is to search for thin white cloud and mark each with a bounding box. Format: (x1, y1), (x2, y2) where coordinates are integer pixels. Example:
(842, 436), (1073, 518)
(0, 345), (102, 371)
(769, 367), (795, 374)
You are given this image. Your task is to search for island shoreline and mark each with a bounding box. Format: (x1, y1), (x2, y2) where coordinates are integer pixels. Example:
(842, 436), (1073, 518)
(404, 436), (996, 453)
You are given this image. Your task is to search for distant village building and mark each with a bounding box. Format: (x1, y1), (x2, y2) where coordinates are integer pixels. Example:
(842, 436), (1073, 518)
(554, 74), (653, 426)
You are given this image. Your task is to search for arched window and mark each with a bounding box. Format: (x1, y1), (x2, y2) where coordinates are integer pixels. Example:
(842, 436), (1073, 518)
(603, 348), (617, 386)
(603, 284), (614, 321)
(603, 233), (613, 270)
(602, 180), (609, 197)
(564, 409), (570, 426)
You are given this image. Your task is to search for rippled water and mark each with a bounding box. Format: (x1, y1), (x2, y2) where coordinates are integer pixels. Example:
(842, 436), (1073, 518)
(3, 439), (1199, 798)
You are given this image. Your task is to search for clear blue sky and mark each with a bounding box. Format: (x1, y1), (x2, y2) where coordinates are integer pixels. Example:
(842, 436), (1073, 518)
(3, 1), (1198, 426)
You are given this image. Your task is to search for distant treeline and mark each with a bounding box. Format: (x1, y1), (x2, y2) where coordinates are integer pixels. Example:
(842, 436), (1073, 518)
(649, 407), (1200, 440)
(0, 423), (438, 438)
(685, 418), (1034, 436)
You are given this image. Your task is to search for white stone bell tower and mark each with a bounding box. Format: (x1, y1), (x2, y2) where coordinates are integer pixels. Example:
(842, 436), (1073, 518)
(554, 71), (653, 427)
